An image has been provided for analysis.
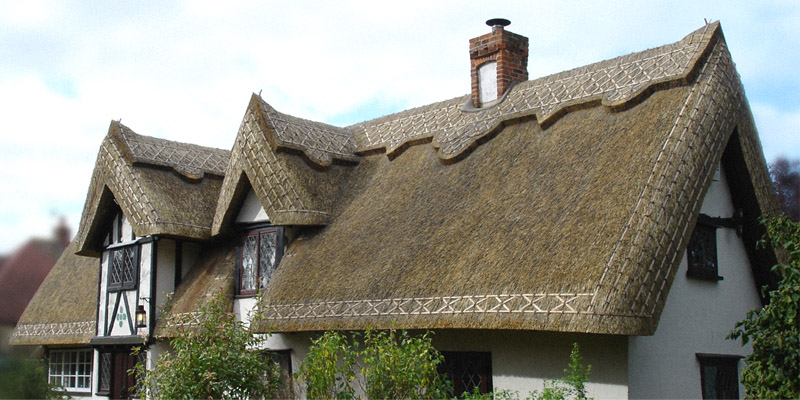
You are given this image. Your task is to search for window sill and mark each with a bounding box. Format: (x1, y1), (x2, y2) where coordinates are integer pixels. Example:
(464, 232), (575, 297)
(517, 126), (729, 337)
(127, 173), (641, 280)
(687, 270), (724, 281)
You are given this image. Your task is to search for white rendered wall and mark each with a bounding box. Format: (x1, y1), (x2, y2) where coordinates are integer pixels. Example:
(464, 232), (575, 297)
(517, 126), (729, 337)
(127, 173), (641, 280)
(155, 239), (176, 320)
(236, 189), (270, 223)
(628, 166), (761, 398)
(432, 330), (628, 398)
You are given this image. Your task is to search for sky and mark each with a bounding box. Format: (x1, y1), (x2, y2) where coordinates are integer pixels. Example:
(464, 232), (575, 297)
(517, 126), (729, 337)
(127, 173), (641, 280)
(1, 1), (798, 253)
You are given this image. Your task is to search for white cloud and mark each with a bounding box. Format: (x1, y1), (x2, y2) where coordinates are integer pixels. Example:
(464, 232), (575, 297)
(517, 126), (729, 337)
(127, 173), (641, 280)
(750, 103), (800, 163)
(1, 1), (800, 252)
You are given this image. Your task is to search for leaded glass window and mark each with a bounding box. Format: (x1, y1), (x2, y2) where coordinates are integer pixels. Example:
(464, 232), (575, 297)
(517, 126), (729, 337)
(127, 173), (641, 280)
(237, 227), (283, 296)
(440, 351), (492, 397)
(108, 245), (139, 290)
(697, 354), (740, 399)
(687, 221), (721, 280)
(48, 349), (92, 392)
(99, 352), (112, 393)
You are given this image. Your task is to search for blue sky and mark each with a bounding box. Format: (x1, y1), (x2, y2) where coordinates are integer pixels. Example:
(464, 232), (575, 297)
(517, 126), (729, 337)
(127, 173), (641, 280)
(1, 1), (798, 252)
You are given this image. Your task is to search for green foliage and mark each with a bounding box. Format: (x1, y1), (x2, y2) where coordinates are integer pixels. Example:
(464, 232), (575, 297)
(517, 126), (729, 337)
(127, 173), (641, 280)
(359, 329), (450, 399)
(296, 329), (451, 399)
(461, 343), (591, 400)
(296, 331), (357, 400)
(529, 343), (592, 400)
(0, 354), (65, 399)
(136, 292), (281, 399)
(729, 216), (800, 399)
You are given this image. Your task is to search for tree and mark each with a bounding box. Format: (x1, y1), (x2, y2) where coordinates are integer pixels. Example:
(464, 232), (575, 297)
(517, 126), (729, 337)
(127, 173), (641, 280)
(729, 216), (800, 399)
(296, 329), (451, 399)
(769, 157), (800, 221)
(135, 292), (281, 399)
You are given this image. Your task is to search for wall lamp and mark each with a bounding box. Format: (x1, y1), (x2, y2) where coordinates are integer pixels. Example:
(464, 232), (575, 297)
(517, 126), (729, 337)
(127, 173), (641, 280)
(135, 297), (151, 328)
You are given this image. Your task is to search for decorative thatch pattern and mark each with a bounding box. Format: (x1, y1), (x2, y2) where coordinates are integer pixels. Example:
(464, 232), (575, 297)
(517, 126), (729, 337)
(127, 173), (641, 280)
(120, 128), (229, 178)
(257, 100), (359, 166)
(248, 22), (777, 335)
(211, 95), (357, 234)
(10, 241), (97, 345)
(74, 122), (227, 255)
(350, 23), (716, 160)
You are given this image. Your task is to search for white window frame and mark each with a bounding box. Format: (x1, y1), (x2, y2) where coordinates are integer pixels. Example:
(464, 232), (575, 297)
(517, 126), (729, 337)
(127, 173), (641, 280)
(48, 348), (93, 393)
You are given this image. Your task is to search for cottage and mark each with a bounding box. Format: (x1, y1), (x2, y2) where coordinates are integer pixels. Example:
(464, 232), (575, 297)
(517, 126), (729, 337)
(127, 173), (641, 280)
(12, 21), (781, 399)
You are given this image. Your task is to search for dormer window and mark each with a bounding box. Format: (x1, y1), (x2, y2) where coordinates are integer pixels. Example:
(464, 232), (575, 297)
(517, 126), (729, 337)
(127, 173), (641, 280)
(236, 226), (284, 296)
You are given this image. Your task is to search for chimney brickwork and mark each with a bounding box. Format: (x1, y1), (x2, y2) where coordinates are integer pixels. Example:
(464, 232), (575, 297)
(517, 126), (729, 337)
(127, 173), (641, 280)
(469, 21), (529, 108)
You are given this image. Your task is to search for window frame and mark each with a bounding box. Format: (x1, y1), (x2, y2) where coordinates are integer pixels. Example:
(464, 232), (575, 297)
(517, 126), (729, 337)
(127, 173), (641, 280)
(440, 351), (493, 397)
(696, 353), (742, 399)
(47, 348), (93, 393)
(236, 225), (284, 297)
(687, 216), (723, 281)
(107, 242), (140, 291)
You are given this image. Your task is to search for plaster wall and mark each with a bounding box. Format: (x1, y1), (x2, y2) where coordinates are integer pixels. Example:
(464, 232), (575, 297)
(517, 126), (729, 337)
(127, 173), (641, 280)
(236, 189), (270, 223)
(628, 166), (761, 398)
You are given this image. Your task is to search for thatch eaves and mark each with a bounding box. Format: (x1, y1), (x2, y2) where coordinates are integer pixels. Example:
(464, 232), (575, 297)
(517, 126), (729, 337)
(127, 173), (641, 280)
(10, 241), (97, 346)
(74, 122), (229, 256)
(246, 22), (780, 336)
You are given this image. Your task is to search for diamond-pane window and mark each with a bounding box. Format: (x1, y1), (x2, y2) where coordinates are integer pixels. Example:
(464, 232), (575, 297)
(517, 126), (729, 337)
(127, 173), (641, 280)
(440, 351), (492, 397)
(237, 227), (283, 296)
(108, 244), (139, 291)
(100, 352), (111, 392)
(687, 221), (721, 281)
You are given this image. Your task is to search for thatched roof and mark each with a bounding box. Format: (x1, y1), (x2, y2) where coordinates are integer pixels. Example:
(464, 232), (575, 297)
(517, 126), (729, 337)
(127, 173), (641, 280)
(153, 241), (236, 338)
(10, 241), (97, 346)
(238, 22), (780, 335)
(75, 121), (229, 256)
(211, 96), (357, 235)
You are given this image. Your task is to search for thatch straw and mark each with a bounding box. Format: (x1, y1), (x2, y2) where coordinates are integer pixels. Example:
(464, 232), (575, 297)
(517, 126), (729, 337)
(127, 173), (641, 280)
(10, 241), (97, 345)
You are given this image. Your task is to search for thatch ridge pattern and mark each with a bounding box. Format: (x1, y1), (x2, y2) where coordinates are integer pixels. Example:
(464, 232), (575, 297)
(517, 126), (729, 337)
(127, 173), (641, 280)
(257, 98), (359, 166)
(12, 321), (94, 339)
(212, 96), (333, 235)
(119, 125), (230, 177)
(349, 23), (717, 161)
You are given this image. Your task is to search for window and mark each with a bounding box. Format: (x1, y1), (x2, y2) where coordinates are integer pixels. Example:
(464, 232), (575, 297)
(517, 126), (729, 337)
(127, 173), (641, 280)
(108, 244), (139, 291)
(48, 349), (92, 392)
(697, 354), (741, 399)
(265, 350), (293, 398)
(687, 220), (721, 280)
(98, 351), (112, 395)
(440, 351), (492, 397)
(237, 226), (283, 296)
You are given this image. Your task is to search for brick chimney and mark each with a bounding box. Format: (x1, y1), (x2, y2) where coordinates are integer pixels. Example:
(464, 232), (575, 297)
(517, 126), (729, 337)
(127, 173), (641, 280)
(469, 19), (529, 108)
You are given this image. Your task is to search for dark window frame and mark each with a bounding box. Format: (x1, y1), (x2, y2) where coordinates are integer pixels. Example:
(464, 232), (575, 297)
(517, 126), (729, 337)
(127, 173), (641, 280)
(440, 351), (493, 398)
(696, 353), (741, 399)
(687, 216), (723, 281)
(107, 243), (140, 291)
(236, 225), (284, 297)
(264, 350), (293, 398)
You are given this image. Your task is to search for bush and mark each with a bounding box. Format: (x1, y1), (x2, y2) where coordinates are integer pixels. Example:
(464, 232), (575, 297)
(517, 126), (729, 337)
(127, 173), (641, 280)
(728, 216), (800, 399)
(0, 354), (63, 399)
(296, 329), (450, 399)
(135, 292), (281, 399)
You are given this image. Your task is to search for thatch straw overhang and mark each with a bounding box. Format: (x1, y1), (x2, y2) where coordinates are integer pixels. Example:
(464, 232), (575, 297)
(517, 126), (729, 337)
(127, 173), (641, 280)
(75, 121), (229, 256)
(10, 241), (98, 346)
(240, 22), (780, 336)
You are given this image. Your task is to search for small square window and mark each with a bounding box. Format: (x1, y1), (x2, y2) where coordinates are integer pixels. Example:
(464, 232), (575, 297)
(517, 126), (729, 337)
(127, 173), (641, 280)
(687, 221), (722, 281)
(697, 354), (741, 399)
